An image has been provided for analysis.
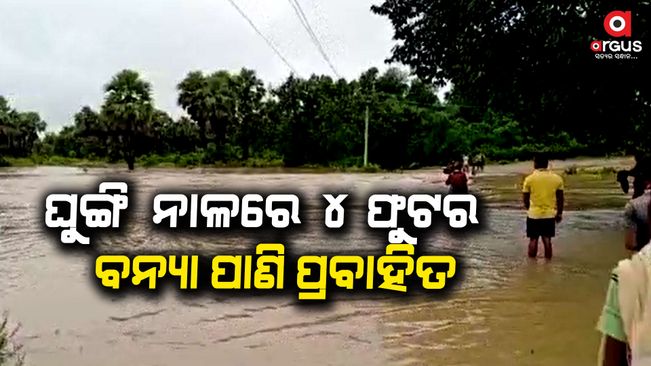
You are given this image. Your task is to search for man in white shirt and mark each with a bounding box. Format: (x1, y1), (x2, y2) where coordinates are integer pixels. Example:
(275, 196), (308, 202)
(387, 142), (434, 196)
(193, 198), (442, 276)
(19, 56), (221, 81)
(462, 155), (470, 174)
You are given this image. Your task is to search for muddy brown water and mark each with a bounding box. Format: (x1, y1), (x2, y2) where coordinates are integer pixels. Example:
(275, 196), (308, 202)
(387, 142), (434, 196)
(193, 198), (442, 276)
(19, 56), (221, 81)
(0, 159), (636, 366)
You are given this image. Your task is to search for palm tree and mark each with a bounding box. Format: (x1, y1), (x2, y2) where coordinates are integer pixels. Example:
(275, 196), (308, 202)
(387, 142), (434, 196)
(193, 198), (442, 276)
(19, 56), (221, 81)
(233, 68), (265, 160)
(101, 70), (153, 170)
(177, 71), (210, 147)
(206, 71), (235, 157)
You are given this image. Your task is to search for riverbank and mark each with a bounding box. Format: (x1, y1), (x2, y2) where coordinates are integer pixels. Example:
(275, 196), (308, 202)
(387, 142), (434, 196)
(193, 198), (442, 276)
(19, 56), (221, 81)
(1, 154), (635, 210)
(1, 155), (385, 173)
(1, 154), (634, 174)
(474, 156), (634, 210)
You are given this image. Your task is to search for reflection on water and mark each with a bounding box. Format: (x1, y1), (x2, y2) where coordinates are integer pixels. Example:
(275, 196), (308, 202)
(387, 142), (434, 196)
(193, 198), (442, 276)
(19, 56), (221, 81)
(0, 165), (632, 366)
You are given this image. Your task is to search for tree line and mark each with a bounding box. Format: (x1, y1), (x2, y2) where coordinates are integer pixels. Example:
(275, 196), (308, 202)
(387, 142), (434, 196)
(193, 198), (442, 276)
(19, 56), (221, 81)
(370, 0), (649, 156)
(2, 1), (648, 171)
(1, 66), (593, 171)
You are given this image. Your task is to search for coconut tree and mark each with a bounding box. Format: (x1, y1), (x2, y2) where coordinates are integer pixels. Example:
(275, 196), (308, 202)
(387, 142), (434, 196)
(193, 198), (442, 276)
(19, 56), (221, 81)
(101, 70), (153, 170)
(232, 68), (265, 160)
(177, 71), (210, 147)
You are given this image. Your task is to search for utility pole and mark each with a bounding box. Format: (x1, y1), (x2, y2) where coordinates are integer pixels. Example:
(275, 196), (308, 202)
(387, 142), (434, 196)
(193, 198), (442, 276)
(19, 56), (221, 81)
(364, 105), (369, 167)
(363, 83), (374, 167)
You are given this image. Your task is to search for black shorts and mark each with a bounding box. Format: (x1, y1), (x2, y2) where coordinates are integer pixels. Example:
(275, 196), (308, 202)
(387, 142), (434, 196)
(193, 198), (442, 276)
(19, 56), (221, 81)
(526, 217), (555, 238)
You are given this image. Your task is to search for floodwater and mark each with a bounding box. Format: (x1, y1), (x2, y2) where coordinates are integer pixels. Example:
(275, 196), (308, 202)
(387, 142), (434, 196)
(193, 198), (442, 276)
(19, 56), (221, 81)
(0, 159), (635, 366)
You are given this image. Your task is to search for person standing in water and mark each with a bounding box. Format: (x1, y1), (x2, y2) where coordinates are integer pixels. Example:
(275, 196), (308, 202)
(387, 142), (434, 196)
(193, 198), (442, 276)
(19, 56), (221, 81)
(623, 161), (651, 252)
(522, 154), (564, 259)
(446, 161), (469, 194)
(462, 154), (470, 174)
(471, 152), (486, 175)
(618, 152), (649, 199)
(597, 191), (651, 365)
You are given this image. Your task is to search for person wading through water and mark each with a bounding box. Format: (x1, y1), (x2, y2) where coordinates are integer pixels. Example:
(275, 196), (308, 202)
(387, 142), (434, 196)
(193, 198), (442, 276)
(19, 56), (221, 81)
(618, 152), (650, 199)
(446, 161), (468, 194)
(471, 152), (486, 175)
(597, 163), (651, 366)
(522, 154), (564, 259)
(443, 160), (455, 175)
(623, 159), (651, 252)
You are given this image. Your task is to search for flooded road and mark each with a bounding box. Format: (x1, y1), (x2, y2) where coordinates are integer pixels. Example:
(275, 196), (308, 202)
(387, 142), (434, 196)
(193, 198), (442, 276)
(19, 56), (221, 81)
(0, 159), (635, 366)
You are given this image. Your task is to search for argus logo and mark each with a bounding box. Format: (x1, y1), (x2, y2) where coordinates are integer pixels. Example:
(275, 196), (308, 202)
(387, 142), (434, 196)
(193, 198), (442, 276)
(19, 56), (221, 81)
(604, 11), (631, 38)
(591, 10), (642, 60)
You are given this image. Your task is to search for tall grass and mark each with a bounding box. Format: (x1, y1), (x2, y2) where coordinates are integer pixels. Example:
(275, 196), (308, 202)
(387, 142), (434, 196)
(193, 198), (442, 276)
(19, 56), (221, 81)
(0, 313), (25, 366)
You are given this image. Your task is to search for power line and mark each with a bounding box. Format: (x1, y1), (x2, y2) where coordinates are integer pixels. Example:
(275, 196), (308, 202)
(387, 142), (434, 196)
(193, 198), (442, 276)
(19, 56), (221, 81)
(225, 0), (299, 76)
(288, 0), (340, 78)
(286, 0), (341, 79)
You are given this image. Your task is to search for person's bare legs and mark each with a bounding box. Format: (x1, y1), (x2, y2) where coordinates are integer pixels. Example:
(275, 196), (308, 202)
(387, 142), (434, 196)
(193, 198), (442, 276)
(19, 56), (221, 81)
(541, 237), (553, 259)
(528, 237), (539, 258)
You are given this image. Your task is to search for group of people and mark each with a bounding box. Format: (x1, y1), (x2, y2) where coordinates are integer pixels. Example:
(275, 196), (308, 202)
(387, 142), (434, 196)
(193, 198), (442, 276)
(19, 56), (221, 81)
(443, 152), (651, 364)
(513, 153), (651, 365)
(443, 153), (486, 194)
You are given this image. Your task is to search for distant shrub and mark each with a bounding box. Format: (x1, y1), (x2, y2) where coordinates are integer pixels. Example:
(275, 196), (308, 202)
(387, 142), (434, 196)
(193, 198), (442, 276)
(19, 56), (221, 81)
(340, 163), (382, 173)
(29, 154), (45, 165)
(138, 154), (162, 167)
(177, 152), (202, 167)
(243, 149), (284, 167)
(200, 144), (216, 165)
(330, 156), (363, 169)
(361, 163), (382, 173)
(46, 156), (70, 165)
(245, 157), (284, 168)
(0, 157), (10, 167)
(223, 143), (242, 163)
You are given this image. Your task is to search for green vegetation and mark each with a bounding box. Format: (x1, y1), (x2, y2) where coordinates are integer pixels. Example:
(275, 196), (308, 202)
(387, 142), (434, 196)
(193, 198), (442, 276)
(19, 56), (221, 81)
(371, 1), (649, 157)
(0, 67), (597, 171)
(2, 2), (647, 170)
(0, 313), (24, 366)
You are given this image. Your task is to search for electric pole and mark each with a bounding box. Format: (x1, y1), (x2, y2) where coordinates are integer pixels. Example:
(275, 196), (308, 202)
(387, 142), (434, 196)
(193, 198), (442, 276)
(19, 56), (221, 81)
(364, 105), (369, 167)
(363, 83), (374, 167)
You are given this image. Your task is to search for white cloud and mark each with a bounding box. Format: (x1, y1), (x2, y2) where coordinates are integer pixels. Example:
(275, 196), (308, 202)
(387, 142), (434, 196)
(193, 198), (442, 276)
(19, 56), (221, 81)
(0, 0), (426, 131)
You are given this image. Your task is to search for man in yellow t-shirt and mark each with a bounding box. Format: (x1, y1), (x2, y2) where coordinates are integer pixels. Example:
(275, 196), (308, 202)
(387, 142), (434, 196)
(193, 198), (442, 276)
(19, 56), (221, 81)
(522, 155), (564, 259)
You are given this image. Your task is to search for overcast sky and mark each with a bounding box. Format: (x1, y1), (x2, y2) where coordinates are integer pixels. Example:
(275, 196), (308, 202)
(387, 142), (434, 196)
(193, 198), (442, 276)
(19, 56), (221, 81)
(0, 0), (433, 132)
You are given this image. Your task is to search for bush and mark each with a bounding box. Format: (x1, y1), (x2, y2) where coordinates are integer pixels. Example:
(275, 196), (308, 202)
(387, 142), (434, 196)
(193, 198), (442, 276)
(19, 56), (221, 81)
(200, 143), (225, 165)
(0, 312), (25, 366)
(0, 157), (10, 167)
(361, 163), (382, 172)
(223, 143), (242, 163)
(46, 156), (71, 166)
(177, 152), (203, 167)
(329, 156), (363, 169)
(29, 154), (45, 165)
(244, 157), (284, 168)
(138, 154), (166, 167)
